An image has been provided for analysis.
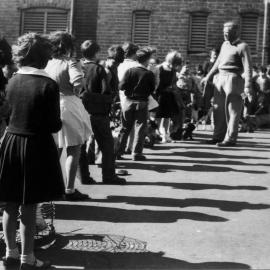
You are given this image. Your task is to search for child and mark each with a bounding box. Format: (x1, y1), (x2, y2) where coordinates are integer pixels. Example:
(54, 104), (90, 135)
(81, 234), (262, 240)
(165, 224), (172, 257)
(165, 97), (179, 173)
(80, 40), (126, 184)
(117, 47), (155, 160)
(176, 64), (198, 121)
(0, 32), (64, 269)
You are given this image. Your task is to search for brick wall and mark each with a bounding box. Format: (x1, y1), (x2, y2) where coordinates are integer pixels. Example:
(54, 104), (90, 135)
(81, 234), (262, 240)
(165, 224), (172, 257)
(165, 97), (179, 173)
(96, 0), (266, 67)
(0, 0), (71, 45)
(0, 0), (21, 45)
(0, 0), (268, 66)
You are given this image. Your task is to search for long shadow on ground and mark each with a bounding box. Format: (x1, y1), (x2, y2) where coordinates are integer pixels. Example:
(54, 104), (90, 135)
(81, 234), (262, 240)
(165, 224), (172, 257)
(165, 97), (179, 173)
(142, 157), (269, 167)
(124, 182), (267, 191)
(55, 204), (227, 223)
(117, 162), (267, 174)
(170, 151), (269, 159)
(92, 196), (270, 212)
(152, 144), (270, 152)
(33, 234), (251, 270)
(188, 142), (270, 149)
(152, 139), (270, 151)
(165, 145), (270, 152)
(147, 150), (268, 160)
(193, 132), (270, 146)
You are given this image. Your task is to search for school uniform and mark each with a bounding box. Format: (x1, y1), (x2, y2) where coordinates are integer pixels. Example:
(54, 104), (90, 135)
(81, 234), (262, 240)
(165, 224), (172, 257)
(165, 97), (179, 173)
(0, 67), (64, 204)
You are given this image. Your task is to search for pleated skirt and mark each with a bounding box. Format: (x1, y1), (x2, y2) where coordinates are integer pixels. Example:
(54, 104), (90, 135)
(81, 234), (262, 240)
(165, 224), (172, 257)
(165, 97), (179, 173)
(0, 132), (65, 204)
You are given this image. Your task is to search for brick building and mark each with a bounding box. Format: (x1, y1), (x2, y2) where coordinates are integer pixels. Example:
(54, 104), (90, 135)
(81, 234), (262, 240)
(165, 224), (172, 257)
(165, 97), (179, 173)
(0, 0), (268, 65)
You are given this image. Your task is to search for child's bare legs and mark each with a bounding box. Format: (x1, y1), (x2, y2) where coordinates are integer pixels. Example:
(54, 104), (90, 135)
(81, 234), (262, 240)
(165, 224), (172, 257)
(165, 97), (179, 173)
(3, 203), (20, 258)
(58, 146), (82, 191)
(159, 118), (171, 143)
(20, 204), (50, 266)
(20, 204), (37, 257)
(65, 145), (81, 191)
(59, 145), (89, 200)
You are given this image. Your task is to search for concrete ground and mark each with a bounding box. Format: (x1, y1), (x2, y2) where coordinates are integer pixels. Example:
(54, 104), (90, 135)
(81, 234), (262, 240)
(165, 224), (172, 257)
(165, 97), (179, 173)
(1, 129), (270, 269)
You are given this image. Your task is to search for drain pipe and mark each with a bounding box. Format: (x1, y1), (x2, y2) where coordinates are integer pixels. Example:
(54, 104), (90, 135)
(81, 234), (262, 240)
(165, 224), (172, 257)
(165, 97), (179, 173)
(69, 0), (75, 34)
(262, 0), (269, 65)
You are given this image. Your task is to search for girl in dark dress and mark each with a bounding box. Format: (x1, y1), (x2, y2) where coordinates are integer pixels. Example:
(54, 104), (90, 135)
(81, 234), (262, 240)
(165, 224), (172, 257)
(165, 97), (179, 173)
(0, 33), (64, 269)
(154, 51), (182, 143)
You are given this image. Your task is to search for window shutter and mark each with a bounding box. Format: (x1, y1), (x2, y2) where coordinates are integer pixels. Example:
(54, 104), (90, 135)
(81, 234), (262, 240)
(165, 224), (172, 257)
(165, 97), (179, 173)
(241, 14), (258, 54)
(132, 11), (150, 46)
(189, 13), (208, 53)
(22, 9), (69, 34)
(23, 11), (45, 33)
(46, 12), (68, 33)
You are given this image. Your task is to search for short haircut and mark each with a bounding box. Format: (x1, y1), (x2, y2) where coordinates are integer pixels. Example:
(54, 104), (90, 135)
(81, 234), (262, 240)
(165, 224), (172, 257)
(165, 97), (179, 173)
(0, 34), (12, 66)
(224, 21), (239, 30)
(81, 40), (100, 59)
(122, 42), (139, 58)
(12, 32), (52, 69)
(107, 45), (124, 64)
(48, 31), (74, 58)
(165, 50), (182, 66)
(136, 47), (154, 63)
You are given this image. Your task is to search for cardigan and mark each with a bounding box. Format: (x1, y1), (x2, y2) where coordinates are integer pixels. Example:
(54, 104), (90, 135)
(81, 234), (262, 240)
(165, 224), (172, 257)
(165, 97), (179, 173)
(6, 73), (62, 135)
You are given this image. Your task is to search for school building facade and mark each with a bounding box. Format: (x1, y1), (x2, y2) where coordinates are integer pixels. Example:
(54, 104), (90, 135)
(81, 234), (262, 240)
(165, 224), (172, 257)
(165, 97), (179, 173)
(0, 0), (268, 65)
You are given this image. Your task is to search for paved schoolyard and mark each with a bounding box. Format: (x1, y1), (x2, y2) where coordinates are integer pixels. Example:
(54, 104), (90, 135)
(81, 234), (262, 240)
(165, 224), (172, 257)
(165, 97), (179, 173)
(1, 130), (270, 269)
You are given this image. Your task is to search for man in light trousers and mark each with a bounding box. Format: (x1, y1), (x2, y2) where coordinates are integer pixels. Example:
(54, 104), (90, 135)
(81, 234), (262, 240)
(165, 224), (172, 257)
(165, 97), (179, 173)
(202, 21), (252, 146)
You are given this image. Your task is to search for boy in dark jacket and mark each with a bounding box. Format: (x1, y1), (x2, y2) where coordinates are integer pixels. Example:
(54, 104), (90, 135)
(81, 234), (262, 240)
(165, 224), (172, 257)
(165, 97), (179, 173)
(80, 40), (126, 185)
(117, 47), (155, 161)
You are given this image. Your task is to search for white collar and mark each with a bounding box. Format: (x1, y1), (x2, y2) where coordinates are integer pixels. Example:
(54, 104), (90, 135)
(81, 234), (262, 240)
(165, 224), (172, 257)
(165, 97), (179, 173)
(17, 66), (55, 81)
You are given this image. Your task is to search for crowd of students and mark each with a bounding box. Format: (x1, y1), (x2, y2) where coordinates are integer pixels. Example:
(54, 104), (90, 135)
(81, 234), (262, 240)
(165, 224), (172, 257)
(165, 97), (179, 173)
(0, 31), (185, 270)
(0, 23), (270, 269)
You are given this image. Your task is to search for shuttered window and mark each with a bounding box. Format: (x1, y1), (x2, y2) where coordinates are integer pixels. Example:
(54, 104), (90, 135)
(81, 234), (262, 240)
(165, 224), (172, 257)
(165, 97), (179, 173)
(189, 13), (208, 53)
(240, 13), (259, 55)
(132, 10), (151, 46)
(22, 8), (69, 34)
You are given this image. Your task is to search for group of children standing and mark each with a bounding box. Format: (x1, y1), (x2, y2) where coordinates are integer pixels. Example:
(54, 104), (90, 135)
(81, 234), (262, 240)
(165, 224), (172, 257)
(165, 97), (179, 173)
(1, 28), (269, 269)
(0, 31), (195, 270)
